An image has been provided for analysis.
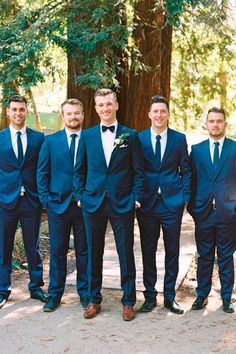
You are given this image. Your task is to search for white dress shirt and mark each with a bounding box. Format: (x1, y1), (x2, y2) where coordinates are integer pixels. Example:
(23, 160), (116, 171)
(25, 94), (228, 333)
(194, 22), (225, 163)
(9, 124), (27, 158)
(65, 128), (81, 166)
(150, 127), (168, 195)
(9, 124), (27, 193)
(150, 127), (168, 160)
(209, 136), (225, 162)
(100, 121), (118, 166)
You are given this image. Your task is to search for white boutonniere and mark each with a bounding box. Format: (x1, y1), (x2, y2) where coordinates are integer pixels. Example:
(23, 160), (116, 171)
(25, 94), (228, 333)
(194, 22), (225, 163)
(114, 133), (130, 148)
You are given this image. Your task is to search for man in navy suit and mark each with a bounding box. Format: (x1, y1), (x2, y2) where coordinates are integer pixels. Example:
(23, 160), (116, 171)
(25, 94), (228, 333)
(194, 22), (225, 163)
(0, 95), (47, 309)
(137, 95), (191, 314)
(74, 88), (144, 321)
(37, 99), (89, 312)
(188, 107), (236, 314)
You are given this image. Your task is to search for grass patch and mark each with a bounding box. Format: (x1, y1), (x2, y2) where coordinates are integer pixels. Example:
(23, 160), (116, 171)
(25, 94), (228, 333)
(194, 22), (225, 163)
(27, 112), (62, 131)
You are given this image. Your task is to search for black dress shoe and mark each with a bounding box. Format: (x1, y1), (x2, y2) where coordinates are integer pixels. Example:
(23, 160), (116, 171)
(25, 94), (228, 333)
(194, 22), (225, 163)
(191, 297), (208, 310)
(0, 294), (7, 309)
(43, 297), (61, 312)
(164, 299), (184, 314)
(222, 299), (234, 314)
(30, 289), (48, 303)
(80, 296), (90, 310)
(140, 298), (157, 312)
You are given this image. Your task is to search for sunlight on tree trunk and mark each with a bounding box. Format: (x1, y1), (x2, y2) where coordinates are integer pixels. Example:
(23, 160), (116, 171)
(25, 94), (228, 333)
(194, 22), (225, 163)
(0, 104), (8, 130)
(219, 0), (228, 109)
(26, 88), (43, 132)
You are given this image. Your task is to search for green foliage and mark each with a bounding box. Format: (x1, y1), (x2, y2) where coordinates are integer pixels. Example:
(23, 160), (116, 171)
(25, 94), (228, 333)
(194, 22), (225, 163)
(155, 0), (212, 26)
(171, 2), (236, 131)
(0, 0), (130, 96)
(0, 0), (235, 126)
(12, 234), (25, 272)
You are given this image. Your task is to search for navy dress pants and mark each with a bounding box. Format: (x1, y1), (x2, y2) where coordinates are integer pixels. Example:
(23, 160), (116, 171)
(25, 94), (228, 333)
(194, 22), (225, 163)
(83, 197), (136, 306)
(47, 201), (88, 301)
(194, 209), (236, 300)
(0, 195), (43, 298)
(137, 198), (184, 301)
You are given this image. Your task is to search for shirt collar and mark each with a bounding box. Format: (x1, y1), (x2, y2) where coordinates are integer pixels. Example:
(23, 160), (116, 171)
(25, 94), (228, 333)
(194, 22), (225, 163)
(9, 124), (26, 136)
(65, 128), (81, 139)
(209, 136), (225, 147)
(150, 127), (168, 139)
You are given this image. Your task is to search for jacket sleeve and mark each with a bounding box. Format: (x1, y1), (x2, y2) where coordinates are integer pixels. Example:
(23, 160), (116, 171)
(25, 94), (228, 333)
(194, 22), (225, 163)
(131, 132), (145, 204)
(37, 138), (50, 208)
(179, 135), (192, 203)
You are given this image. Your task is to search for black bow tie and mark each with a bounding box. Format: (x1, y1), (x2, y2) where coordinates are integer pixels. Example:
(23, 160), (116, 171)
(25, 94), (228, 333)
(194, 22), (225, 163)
(102, 125), (115, 133)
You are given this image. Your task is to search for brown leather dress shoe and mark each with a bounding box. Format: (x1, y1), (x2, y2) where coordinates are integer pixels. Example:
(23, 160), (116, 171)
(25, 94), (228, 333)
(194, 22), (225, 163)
(84, 303), (101, 319)
(123, 305), (135, 321)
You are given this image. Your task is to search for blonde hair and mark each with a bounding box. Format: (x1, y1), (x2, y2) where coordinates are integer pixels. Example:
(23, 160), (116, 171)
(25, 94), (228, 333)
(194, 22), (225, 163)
(94, 88), (117, 102)
(61, 98), (84, 113)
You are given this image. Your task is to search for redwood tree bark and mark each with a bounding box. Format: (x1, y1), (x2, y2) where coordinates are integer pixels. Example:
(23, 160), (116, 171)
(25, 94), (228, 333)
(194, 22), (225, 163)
(67, 57), (98, 128)
(127, 1), (172, 130)
(67, 2), (172, 131)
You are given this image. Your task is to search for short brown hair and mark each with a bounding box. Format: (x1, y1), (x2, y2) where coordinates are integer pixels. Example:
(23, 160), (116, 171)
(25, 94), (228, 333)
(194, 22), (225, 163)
(149, 95), (169, 111)
(8, 95), (28, 107)
(207, 107), (226, 120)
(94, 88), (117, 102)
(61, 98), (84, 113)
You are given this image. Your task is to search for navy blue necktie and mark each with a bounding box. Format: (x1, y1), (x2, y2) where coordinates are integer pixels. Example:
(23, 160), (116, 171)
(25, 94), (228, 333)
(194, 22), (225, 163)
(102, 125), (115, 133)
(17, 131), (23, 165)
(70, 134), (77, 163)
(213, 141), (220, 170)
(155, 135), (161, 168)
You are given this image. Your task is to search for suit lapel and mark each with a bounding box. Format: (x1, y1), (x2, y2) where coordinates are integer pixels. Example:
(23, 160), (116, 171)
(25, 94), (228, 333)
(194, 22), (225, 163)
(108, 124), (124, 168)
(160, 128), (175, 167)
(141, 129), (157, 168)
(5, 127), (20, 166)
(24, 128), (32, 163)
(202, 139), (215, 175)
(94, 125), (107, 168)
(214, 137), (231, 178)
(60, 129), (74, 166)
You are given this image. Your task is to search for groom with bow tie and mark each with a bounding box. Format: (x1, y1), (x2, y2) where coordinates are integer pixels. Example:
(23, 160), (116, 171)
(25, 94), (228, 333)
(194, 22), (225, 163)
(74, 88), (144, 321)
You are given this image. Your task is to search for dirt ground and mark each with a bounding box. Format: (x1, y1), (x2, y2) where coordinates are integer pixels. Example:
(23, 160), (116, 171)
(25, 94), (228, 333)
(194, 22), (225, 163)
(0, 242), (236, 354)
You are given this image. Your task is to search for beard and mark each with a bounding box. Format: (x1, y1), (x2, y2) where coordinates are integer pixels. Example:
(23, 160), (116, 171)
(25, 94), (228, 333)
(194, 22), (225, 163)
(65, 120), (82, 130)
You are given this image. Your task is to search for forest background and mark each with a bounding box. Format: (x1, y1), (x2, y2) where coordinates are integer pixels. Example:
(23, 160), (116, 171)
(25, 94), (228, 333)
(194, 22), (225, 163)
(0, 0), (236, 136)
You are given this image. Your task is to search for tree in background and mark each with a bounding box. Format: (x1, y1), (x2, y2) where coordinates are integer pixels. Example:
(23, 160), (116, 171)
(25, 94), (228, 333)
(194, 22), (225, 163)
(171, 0), (236, 131)
(0, 0), (235, 131)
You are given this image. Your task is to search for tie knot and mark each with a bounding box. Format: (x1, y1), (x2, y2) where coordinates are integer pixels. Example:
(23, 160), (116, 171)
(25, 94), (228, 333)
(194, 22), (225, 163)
(214, 141), (219, 146)
(156, 134), (161, 141)
(102, 125), (115, 133)
(17, 131), (21, 136)
(70, 134), (77, 139)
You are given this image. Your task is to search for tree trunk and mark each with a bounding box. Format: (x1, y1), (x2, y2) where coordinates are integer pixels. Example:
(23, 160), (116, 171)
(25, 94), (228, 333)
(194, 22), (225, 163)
(67, 58), (98, 128)
(27, 88), (43, 131)
(67, 2), (172, 131)
(0, 104), (8, 130)
(127, 2), (172, 131)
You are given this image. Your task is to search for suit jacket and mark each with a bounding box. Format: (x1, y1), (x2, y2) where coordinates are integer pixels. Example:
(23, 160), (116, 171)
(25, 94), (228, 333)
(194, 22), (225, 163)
(0, 127), (44, 209)
(73, 123), (144, 213)
(37, 129), (76, 214)
(138, 128), (191, 213)
(187, 137), (236, 223)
